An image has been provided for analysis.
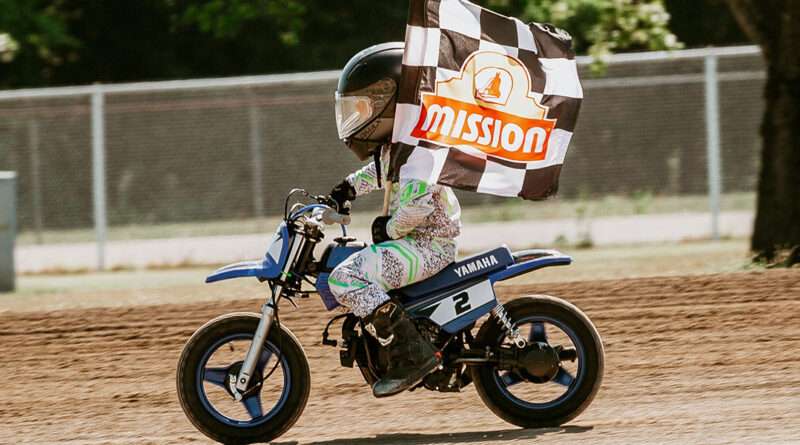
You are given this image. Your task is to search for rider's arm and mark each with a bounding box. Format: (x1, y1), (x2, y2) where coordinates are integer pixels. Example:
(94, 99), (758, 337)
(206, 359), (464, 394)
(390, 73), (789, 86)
(345, 161), (381, 197)
(385, 181), (434, 239)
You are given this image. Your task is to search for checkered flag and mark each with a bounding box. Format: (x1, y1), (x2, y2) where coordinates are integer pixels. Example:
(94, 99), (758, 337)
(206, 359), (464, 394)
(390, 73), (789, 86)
(388, 0), (582, 200)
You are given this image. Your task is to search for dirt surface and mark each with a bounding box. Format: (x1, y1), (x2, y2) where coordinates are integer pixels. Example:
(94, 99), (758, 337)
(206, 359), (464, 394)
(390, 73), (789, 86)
(1, 269), (799, 444)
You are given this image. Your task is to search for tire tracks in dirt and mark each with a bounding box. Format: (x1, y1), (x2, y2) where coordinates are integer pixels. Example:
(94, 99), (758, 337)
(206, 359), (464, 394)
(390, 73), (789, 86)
(1, 269), (798, 444)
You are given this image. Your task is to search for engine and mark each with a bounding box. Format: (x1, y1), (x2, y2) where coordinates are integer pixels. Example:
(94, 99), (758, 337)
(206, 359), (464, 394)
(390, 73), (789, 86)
(415, 319), (469, 392)
(332, 314), (470, 393)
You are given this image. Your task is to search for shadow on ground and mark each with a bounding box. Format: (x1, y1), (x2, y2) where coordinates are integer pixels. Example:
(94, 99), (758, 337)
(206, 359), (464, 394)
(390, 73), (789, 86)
(276, 426), (593, 444)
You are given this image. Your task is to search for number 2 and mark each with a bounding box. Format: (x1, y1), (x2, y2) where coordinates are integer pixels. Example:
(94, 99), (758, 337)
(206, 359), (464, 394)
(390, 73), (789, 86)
(453, 292), (472, 315)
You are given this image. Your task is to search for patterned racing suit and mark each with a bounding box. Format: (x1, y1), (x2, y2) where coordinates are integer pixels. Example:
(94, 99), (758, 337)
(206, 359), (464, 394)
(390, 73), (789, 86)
(328, 150), (462, 318)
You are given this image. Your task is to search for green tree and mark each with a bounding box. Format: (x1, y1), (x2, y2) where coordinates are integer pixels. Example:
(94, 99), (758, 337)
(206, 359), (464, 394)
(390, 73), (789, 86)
(483, 0), (682, 72)
(169, 0), (407, 76)
(0, 0), (79, 87)
(0, 32), (20, 63)
(176, 0), (306, 45)
(722, 1), (800, 265)
(663, 0), (748, 47)
(42, 0), (406, 86)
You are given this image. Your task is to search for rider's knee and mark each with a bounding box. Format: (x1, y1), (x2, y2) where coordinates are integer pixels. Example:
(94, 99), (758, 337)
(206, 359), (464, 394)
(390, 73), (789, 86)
(327, 266), (349, 300)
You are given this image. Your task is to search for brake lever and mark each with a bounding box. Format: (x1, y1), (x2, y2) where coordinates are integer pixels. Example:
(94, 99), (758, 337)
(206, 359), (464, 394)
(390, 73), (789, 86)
(316, 194), (350, 215)
(315, 194), (333, 206)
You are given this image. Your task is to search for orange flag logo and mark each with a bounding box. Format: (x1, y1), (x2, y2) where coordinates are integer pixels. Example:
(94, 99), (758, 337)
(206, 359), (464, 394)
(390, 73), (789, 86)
(411, 51), (556, 162)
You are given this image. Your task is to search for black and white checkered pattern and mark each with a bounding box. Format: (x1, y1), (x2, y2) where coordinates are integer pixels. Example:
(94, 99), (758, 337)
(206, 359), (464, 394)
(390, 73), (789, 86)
(388, 0), (582, 200)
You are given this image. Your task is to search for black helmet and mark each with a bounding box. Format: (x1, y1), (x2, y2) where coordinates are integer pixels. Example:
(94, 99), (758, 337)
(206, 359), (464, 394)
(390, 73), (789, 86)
(335, 42), (403, 161)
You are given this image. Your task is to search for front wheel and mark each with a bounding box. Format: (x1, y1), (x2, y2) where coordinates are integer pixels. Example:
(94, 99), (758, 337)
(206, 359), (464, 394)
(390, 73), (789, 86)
(472, 295), (604, 428)
(176, 313), (310, 444)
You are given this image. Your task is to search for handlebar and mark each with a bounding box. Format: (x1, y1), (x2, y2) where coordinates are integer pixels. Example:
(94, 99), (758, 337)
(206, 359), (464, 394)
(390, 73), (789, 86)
(320, 208), (351, 226)
(289, 204), (351, 226)
(284, 189), (351, 235)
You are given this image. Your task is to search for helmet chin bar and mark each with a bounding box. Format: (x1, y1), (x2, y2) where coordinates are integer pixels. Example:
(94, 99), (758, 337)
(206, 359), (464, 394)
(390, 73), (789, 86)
(345, 138), (380, 161)
(344, 117), (393, 161)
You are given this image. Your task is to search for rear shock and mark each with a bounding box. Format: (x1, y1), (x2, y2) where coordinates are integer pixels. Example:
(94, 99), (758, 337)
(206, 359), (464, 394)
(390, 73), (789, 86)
(491, 303), (527, 348)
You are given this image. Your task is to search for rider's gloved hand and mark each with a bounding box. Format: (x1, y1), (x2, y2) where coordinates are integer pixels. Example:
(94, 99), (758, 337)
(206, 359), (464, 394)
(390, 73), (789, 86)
(371, 216), (392, 244)
(329, 179), (356, 214)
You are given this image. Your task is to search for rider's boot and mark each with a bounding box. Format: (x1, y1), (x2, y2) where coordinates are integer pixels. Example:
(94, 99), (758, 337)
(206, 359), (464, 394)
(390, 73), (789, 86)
(363, 299), (442, 398)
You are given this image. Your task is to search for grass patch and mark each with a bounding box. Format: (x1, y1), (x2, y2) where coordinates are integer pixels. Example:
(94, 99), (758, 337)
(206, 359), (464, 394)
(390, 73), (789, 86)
(461, 192), (754, 224)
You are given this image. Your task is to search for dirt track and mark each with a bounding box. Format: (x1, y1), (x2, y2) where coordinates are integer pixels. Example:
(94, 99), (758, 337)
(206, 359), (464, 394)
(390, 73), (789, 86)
(2, 269), (799, 444)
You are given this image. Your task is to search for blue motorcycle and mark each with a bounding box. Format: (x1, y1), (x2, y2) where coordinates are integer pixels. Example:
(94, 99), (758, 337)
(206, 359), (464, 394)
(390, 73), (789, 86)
(176, 189), (604, 444)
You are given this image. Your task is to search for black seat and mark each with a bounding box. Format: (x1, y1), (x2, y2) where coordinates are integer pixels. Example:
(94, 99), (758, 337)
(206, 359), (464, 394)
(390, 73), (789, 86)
(397, 246), (514, 300)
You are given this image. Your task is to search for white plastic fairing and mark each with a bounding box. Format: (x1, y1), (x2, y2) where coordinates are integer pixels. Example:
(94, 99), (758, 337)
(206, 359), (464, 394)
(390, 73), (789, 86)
(266, 228), (284, 262)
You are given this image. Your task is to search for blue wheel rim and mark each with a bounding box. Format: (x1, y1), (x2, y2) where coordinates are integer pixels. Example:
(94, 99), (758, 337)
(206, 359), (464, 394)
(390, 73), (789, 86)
(492, 315), (586, 409)
(195, 333), (291, 427)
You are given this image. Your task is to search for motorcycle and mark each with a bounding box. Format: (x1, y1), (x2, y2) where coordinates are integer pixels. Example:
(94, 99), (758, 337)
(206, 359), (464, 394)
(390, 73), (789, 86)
(176, 188), (604, 444)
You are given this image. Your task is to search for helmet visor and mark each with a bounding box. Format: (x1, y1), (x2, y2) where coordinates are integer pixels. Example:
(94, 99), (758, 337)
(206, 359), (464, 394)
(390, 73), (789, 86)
(335, 93), (375, 139)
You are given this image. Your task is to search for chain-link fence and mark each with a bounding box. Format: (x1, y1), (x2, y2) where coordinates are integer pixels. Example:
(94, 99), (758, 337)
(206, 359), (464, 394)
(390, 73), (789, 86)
(0, 45), (764, 268)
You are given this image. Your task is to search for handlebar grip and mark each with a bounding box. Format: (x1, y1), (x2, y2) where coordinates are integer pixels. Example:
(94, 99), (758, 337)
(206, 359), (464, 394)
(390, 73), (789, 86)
(318, 194), (350, 215)
(321, 209), (351, 226)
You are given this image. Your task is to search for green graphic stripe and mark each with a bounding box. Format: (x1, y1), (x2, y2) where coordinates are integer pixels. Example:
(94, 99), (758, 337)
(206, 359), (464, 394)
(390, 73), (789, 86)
(389, 220), (408, 237)
(374, 242), (418, 285)
(400, 182), (428, 206)
(396, 241), (420, 278)
(441, 190), (455, 215)
(433, 237), (456, 246)
(328, 277), (366, 289)
(385, 243), (415, 284)
(328, 277), (350, 288)
(370, 261), (391, 291)
(357, 172), (377, 186)
(388, 241), (419, 284)
(404, 236), (419, 247)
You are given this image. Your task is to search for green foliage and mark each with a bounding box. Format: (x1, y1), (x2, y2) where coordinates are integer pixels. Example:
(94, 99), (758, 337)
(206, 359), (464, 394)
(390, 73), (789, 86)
(750, 247), (800, 269)
(483, 0), (683, 73)
(663, 0), (747, 47)
(632, 188), (654, 214)
(0, 0), (80, 84)
(1, 0), (745, 88)
(177, 0), (306, 45)
(0, 32), (19, 62)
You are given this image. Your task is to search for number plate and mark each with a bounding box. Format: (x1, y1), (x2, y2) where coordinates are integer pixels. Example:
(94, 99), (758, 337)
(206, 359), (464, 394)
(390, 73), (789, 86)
(413, 280), (496, 327)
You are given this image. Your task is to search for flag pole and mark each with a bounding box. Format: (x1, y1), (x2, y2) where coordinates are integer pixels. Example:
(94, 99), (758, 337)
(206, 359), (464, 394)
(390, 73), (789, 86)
(382, 181), (393, 216)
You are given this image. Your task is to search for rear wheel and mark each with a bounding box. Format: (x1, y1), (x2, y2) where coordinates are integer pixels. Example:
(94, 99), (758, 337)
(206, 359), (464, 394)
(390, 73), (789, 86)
(176, 313), (310, 444)
(472, 295), (603, 427)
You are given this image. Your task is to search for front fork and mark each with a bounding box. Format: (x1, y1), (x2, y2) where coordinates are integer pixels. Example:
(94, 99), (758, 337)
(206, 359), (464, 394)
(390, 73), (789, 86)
(231, 301), (277, 399)
(232, 234), (306, 399)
